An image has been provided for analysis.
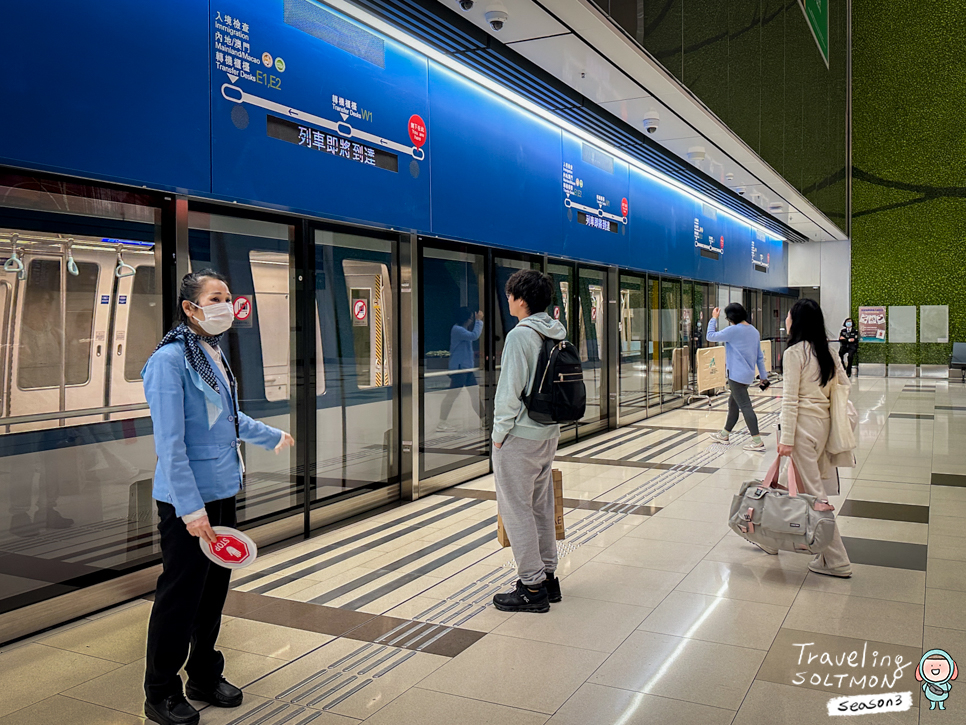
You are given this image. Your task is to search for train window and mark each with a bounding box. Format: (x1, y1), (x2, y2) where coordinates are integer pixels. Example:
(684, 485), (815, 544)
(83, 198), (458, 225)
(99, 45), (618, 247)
(249, 250), (291, 402)
(124, 266), (159, 382)
(18, 259), (98, 390)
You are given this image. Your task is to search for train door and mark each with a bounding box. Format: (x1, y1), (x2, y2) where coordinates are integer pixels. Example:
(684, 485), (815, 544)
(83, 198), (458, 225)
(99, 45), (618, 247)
(576, 265), (608, 434)
(6, 244), (113, 430)
(108, 247), (158, 413)
(659, 278), (684, 409)
(418, 241), (488, 492)
(618, 272), (651, 424)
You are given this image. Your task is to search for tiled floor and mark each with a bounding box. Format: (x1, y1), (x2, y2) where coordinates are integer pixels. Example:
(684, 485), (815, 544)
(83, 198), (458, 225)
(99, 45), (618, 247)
(3, 377), (966, 723)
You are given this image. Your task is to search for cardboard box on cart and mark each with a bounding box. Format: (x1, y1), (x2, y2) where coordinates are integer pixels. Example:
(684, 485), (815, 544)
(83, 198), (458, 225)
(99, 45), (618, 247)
(497, 469), (565, 547)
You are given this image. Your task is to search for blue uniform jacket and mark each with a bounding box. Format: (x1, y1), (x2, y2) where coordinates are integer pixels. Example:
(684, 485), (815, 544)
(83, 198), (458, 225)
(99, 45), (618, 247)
(143, 341), (282, 517)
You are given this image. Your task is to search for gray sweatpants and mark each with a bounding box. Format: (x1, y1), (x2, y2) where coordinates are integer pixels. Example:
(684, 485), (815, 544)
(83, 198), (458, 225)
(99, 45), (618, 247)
(493, 435), (559, 586)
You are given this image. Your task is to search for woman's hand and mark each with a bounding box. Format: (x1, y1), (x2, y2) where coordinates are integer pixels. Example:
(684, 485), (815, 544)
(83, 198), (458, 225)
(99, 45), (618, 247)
(186, 515), (218, 544)
(275, 431), (295, 454)
(493, 441), (502, 449)
(712, 307), (720, 319)
(777, 443), (794, 457)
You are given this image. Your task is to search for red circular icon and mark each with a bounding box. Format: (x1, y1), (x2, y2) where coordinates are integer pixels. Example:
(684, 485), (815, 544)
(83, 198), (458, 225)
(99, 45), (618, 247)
(408, 114), (427, 148)
(233, 296), (252, 321)
(553, 306), (561, 320)
(621, 198), (628, 217)
(209, 534), (250, 564)
(353, 299), (368, 321)
(591, 307), (598, 322)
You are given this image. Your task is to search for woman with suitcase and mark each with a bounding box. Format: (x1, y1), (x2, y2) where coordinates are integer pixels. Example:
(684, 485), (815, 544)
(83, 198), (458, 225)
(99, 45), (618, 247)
(777, 299), (853, 578)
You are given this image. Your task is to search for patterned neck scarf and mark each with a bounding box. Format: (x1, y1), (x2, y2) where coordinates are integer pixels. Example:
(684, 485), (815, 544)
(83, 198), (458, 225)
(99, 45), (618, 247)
(154, 323), (225, 394)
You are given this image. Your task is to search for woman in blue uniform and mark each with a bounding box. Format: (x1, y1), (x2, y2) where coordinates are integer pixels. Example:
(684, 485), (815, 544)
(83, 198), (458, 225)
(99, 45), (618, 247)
(142, 270), (293, 725)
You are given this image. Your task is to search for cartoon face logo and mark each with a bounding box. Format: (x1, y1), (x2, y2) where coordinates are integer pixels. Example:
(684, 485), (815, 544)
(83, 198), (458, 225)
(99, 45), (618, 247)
(262, 52), (273, 68)
(917, 649), (958, 711)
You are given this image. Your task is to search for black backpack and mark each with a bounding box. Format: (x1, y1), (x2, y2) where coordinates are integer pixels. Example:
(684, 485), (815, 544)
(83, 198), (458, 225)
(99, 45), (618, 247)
(522, 329), (587, 424)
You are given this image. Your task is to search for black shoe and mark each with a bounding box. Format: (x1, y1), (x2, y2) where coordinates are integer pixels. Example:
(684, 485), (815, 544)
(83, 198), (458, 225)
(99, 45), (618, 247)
(544, 573), (562, 603)
(493, 580), (550, 613)
(144, 694), (199, 725)
(44, 508), (74, 530)
(186, 677), (243, 708)
(10, 512), (39, 537)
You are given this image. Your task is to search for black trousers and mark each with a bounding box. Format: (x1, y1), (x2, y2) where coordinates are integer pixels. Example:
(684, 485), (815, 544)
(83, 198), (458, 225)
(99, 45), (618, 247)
(840, 348), (856, 377)
(144, 497), (236, 702)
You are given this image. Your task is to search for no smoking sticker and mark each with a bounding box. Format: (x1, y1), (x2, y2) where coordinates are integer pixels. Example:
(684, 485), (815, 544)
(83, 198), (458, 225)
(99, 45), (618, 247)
(353, 299), (368, 321)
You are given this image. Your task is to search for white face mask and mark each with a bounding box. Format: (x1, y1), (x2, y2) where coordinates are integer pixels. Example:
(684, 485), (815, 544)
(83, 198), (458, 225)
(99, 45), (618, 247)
(846, 322), (852, 328)
(190, 301), (234, 336)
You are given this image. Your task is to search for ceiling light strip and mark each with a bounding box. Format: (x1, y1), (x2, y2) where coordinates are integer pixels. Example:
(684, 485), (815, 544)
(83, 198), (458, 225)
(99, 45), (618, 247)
(324, 0), (785, 242)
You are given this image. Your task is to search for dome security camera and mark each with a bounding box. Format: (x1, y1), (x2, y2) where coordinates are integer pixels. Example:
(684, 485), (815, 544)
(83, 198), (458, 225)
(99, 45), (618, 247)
(485, 4), (508, 31)
(458, 0), (474, 10)
(735, 186), (746, 196)
(642, 109), (660, 134)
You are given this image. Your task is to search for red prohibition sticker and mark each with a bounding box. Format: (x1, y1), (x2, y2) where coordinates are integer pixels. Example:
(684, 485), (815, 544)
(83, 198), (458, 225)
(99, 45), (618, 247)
(353, 299), (368, 321)
(408, 114), (427, 148)
(553, 306), (561, 320)
(591, 307), (598, 322)
(233, 296), (252, 321)
(200, 527), (258, 569)
(621, 198), (628, 217)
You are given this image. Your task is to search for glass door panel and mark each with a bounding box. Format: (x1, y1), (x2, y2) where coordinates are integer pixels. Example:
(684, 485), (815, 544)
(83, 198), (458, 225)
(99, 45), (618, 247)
(493, 255), (542, 396)
(314, 231), (396, 501)
(660, 279), (683, 406)
(648, 277), (662, 410)
(618, 273), (650, 423)
(577, 266), (607, 430)
(419, 244), (487, 483)
(547, 262), (575, 341)
(692, 282), (714, 386)
(188, 212), (298, 525)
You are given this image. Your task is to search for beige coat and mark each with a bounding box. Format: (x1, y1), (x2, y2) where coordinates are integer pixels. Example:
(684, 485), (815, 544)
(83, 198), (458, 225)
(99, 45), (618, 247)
(780, 342), (854, 496)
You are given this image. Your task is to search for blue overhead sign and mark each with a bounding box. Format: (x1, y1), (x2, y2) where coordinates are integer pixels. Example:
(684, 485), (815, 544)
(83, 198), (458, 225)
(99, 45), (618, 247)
(1, 0), (788, 291)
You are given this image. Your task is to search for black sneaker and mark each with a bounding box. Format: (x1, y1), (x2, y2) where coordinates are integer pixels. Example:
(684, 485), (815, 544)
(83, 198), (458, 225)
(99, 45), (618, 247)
(493, 580), (550, 613)
(544, 573), (562, 603)
(10, 512), (39, 538)
(44, 508), (74, 530)
(185, 677), (243, 708)
(144, 694), (199, 725)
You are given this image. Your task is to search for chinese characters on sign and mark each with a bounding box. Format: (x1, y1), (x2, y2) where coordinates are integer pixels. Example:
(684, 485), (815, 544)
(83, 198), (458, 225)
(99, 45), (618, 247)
(578, 211), (617, 233)
(694, 218), (724, 258)
(266, 116), (399, 173)
(752, 232), (770, 272)
(563, 162), (583, 198)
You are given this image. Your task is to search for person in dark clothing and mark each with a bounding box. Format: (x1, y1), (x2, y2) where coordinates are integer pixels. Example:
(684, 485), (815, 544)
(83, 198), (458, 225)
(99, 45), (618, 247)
(838, 318), (859, 377)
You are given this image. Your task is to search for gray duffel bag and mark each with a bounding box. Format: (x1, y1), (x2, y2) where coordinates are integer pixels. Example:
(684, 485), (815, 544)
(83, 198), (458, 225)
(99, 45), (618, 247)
(728, 457), (836, 554)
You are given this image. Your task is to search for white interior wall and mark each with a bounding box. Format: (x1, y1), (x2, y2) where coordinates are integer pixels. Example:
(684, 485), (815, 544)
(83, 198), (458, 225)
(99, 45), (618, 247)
(787, 241), (852, 338)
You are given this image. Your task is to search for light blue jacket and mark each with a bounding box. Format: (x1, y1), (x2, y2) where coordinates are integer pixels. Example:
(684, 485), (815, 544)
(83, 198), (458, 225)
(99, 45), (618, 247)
(706, 318), (768, 385)
(448, 320), (483, 370)
(143, 341), (282, 516)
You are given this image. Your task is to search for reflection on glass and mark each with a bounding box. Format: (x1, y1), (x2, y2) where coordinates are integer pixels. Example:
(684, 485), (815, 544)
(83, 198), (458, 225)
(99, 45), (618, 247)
(421, 246), (486, 479)
(648, 277), (661, 408)
(315, 232), (395, 496)
(619, 274), (649, 422)
(189, 212), (297, 525)
(0, 189), (163, 616)
(692, 283), (713, 383)
(578, 267), (606, 426)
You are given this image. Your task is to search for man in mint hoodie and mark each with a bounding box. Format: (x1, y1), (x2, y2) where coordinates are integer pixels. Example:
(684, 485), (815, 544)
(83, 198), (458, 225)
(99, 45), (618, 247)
(491, 270), (568, 614)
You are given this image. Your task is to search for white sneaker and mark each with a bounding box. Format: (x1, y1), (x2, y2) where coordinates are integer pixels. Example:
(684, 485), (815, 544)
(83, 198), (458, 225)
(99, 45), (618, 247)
(808, 561), (852, 578)
(708, 431), (730, 443)
(436, 422), (457, 432)
(743, 440), (766, 452)
(752, 541), (779, 555)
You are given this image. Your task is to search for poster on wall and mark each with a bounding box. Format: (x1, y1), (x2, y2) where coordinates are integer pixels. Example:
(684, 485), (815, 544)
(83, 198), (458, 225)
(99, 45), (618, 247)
(858, 306), (887, 342)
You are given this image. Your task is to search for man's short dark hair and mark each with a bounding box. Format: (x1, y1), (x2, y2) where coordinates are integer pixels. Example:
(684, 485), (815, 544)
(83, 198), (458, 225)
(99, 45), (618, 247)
(724, 302), (747, 324)
(505, 269), (554, 314)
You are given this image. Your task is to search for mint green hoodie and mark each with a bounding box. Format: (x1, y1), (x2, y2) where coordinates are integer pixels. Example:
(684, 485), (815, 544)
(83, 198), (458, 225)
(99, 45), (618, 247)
(492, 312), (568, 444)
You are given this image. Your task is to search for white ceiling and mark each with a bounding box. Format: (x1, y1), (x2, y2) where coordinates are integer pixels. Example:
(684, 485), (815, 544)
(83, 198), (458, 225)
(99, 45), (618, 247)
(435, 0), (847, 242)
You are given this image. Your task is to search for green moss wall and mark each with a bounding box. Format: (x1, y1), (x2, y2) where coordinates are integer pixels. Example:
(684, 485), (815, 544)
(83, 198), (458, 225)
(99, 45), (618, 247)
(852, 0), (966, 364)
